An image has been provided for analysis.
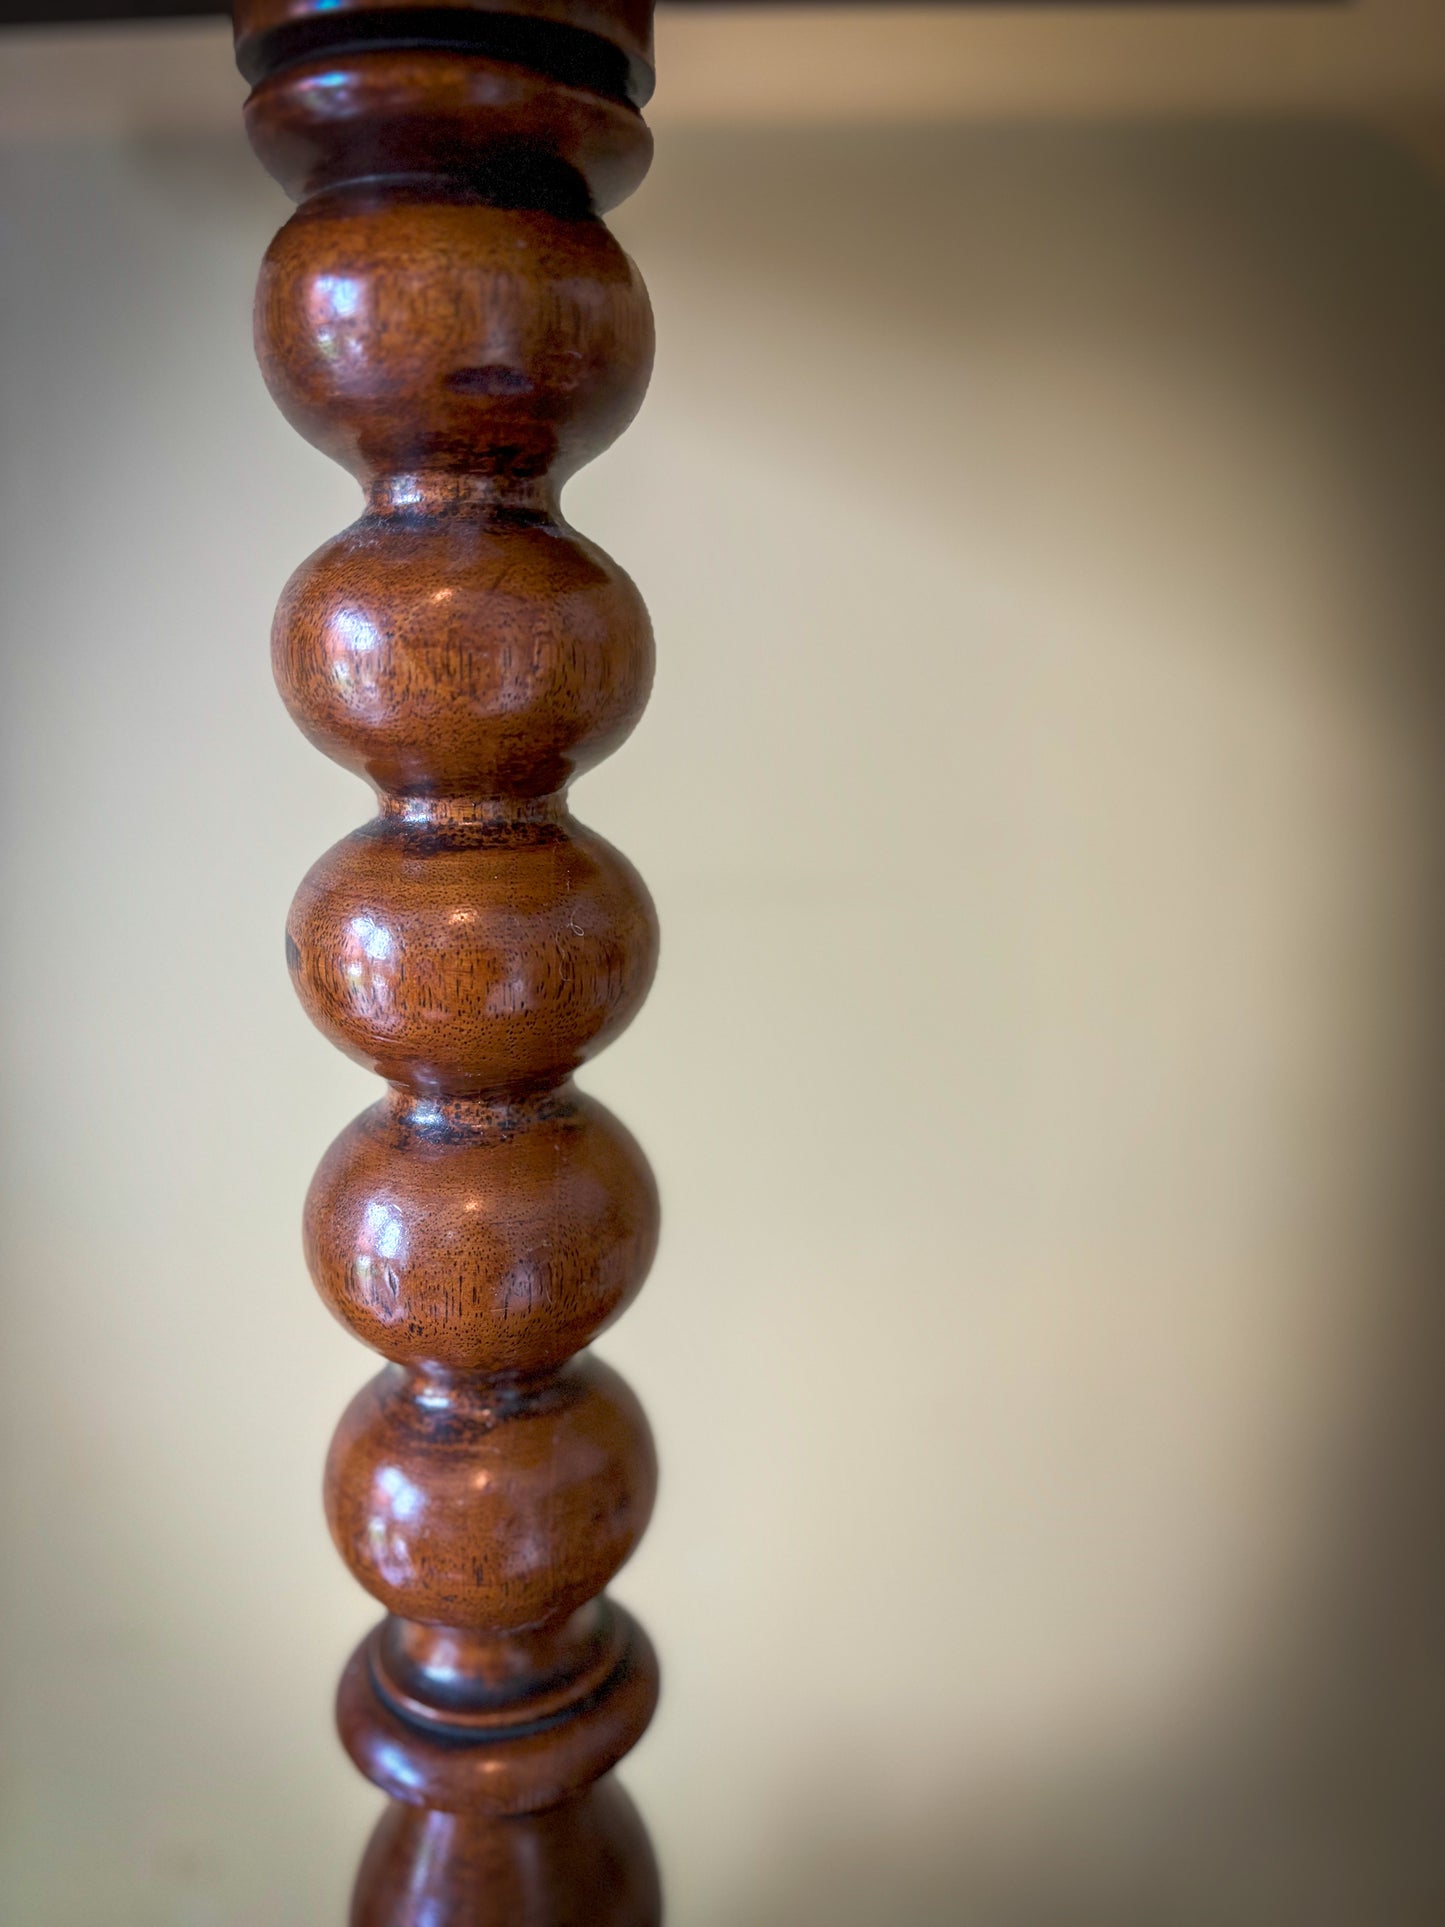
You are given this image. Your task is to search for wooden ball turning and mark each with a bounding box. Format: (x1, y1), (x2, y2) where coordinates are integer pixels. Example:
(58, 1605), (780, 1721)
(236, 3), (665, 1916)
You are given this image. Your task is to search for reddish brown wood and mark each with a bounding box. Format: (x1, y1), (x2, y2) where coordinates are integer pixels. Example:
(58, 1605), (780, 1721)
(235, 4), (663, 1916)
(352, 1781), (661, 1927)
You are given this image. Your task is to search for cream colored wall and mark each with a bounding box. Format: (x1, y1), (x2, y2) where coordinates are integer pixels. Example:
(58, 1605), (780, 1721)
(2, 27), (1445, 1927)
(4, 5), (1445, 142)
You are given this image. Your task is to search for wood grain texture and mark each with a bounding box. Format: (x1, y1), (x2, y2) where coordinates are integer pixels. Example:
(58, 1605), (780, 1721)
(236, 2), (663, 1916)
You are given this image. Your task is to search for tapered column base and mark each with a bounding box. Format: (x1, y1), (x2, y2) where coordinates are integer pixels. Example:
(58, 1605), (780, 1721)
(351, 1778), (662, 1927)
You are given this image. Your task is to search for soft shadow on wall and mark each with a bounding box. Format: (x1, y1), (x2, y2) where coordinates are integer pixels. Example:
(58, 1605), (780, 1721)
(612, 120), (1445, 1927)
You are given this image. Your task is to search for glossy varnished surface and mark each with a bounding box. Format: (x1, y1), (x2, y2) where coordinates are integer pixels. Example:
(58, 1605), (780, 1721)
(325, 1357), (656, 1627)
(237, 1), (663, 1916)
(351, 1780), (662, 1927)
(305, 1087), (658, 1372)
(274, 514), (652, 797)
(255, 192), (653, 479)
(287, 809), (657, 1093)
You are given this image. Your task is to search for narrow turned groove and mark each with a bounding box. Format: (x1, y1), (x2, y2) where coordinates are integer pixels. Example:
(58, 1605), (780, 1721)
(368, 1607), (639, 1740)
(236, 4), (663, 1918)
(235, 8), (650, 108)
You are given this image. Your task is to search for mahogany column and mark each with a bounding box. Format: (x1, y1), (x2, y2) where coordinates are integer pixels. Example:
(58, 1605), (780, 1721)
(233, 4), (663, 1917)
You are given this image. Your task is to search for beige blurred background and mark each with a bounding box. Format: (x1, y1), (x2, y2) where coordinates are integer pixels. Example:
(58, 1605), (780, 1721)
(3, 6), (1445, 1923)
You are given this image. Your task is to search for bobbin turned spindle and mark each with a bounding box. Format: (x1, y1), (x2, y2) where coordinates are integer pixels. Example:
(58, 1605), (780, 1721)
(232, 3), (663, 1916)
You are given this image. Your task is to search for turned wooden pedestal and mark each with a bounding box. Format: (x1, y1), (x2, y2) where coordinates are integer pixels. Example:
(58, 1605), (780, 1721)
(232, 2), (664, 1914)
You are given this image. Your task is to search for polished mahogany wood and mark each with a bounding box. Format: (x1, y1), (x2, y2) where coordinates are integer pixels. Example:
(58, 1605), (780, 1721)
(236, 3), (662, 1916)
